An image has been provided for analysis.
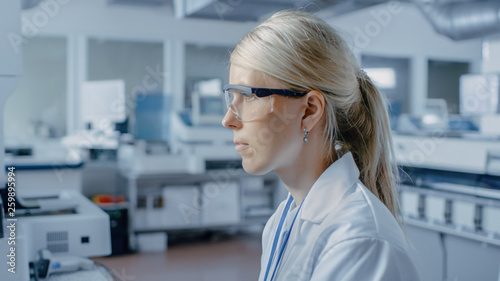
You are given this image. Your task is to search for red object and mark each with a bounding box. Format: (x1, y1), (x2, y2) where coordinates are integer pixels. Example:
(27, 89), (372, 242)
(92, 194), (125, 204)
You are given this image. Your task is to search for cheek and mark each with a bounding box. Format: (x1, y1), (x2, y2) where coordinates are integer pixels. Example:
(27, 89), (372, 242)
(271, 124), (303, 164)
(240, 98), (304, 175)
(242, 126), (278, 174)
(247, 115), (302, 167)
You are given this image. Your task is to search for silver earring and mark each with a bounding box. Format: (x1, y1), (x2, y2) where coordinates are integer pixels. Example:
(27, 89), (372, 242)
(303, 128), (309, 143)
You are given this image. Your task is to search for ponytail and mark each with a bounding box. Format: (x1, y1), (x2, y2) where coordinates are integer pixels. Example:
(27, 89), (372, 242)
(332, 71), (400, 219)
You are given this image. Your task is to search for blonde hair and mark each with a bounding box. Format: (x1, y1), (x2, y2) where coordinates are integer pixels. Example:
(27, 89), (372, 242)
(231, 10), (400, 219)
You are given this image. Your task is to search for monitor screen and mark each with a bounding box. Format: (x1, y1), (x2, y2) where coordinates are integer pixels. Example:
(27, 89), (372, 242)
(422, 99), (448, 129)
(191, 78), (225, 125)
(200, 96), (225, 116)
(80, 80), (126, 129)
(196, 78), (222, 96)
(134, 94), (171, 142)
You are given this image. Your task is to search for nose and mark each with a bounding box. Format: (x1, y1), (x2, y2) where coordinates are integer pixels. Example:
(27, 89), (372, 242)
(222, 108), (242, 130)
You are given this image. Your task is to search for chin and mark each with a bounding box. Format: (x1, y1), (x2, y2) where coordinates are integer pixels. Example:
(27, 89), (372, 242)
(241, 158), (272, 176)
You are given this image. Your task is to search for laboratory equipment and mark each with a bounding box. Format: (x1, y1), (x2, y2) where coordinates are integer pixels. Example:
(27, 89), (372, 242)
(80, 79), (126, 135)
(23, 190), (112, 257)
(480, 114), (500, 135)
(121, 108), (240, 175)
(134, 93), (171, 143)
(33, 249), (95, 280)
(460, 74), (500, 135)
(0, 190), (111, 281)
(460, 73), (500, 115)
(99, 202), (130, 256)
(64, 80), (128, 151)
(421, 99), (449, 131)
(1, 189), (79, 215)
(394, 133), (500, 280)
(191, 78), (225, 126)
(170, 111), (241, 172)
(0, 5), (111, 280)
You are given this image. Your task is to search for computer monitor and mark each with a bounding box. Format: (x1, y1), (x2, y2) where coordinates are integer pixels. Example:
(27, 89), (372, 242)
(422, 99), (449, 130)
(134, 93), (171, 142)
(191, 78), (225, 126)
(80, 80), (126, 134)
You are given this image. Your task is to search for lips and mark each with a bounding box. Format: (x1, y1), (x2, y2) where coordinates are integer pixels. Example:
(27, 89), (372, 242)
(234, 140), (249, 152)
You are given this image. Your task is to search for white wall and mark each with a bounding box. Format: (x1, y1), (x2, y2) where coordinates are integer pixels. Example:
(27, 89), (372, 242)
(324, 2), (484, 114)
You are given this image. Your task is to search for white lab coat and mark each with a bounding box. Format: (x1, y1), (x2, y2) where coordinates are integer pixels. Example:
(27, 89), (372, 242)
(258, 152), (421, 281)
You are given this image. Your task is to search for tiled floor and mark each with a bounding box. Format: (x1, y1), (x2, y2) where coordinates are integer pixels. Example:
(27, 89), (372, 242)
(93, 232), (262, 281)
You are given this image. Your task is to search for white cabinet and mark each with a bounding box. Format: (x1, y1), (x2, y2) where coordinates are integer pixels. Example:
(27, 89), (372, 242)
(134, 185), (202, 230)
(201, 182), (240, 226)
(120, 169), (280, 249)
(163, 185), (202, 227)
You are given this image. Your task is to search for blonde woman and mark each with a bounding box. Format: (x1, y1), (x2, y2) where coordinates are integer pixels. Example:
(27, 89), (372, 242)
(222, 10), (420, 281)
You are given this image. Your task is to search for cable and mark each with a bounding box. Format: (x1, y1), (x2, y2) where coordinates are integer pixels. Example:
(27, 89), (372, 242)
(93, 260), (125, 281)
(439, 232), (447, 281)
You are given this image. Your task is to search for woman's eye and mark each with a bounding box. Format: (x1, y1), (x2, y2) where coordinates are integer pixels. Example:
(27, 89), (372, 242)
(244, 94), (257, 101)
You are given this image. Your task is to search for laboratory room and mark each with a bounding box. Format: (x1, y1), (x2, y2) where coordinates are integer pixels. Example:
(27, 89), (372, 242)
(1, 0), (500, 280)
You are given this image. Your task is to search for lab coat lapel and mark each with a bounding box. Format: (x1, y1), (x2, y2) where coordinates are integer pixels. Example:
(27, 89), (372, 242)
(300, 152), (360, 223)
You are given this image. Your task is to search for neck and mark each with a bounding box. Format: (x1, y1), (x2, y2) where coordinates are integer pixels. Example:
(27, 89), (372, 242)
(275, 142), (333, 206)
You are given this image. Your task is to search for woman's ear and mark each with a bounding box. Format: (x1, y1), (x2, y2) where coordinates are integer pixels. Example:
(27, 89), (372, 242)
(302, 90), (325, 131)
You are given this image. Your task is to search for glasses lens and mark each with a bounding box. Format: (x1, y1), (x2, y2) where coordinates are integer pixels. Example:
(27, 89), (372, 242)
(224, 88), (272, 122)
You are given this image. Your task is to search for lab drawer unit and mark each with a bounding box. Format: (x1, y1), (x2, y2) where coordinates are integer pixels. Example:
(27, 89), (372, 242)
(201, 181), (240, 226)
(119, 169), (280, 250)
(134, 185), (202, 230)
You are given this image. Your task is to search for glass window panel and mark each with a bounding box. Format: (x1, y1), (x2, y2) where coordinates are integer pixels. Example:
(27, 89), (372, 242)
(364, 67), (396, 89)
(5, 36), (67, 140)
(427, 60), (470, 114)
(87, 39), (164, 133)
(185, 44), (232, 109)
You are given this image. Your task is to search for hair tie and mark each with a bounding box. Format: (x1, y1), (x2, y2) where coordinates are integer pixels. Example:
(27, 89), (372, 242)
(358, 69), (368, 80)
(357, 70), (369, 106)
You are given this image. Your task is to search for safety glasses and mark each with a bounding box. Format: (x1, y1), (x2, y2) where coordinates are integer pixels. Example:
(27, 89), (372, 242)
(223, 84), (307, 122)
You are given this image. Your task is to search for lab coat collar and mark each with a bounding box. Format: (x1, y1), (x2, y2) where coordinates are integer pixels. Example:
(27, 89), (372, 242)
(299, 152), (360, 223)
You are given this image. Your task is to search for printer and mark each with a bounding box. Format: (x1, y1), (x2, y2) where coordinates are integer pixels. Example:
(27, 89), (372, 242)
(0, 190), (111, 281)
